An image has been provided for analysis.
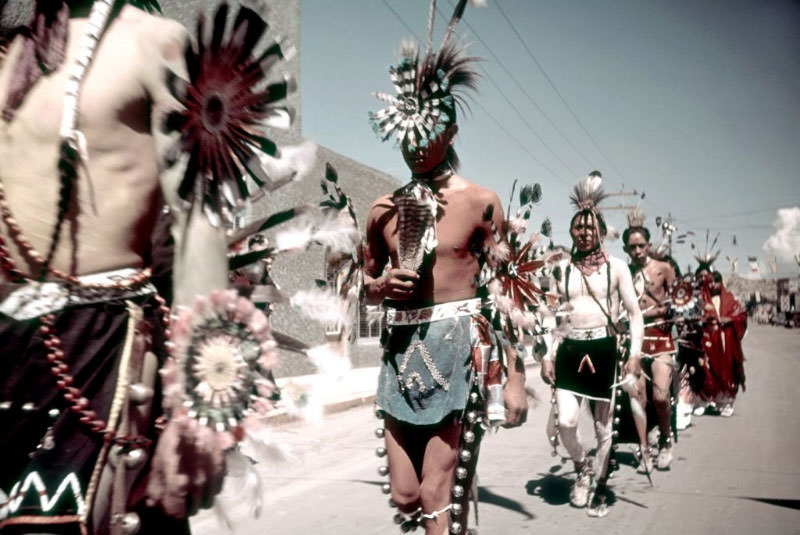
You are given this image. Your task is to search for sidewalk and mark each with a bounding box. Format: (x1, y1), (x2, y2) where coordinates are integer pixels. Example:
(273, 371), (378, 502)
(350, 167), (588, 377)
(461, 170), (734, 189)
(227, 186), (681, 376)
(266, 355), (539, 425)
(266, 366), (380, 424)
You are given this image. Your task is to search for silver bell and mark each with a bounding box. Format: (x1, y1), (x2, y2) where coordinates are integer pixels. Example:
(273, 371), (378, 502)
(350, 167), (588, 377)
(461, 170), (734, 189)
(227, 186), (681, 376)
(121, 512), (141, 535)
(378, 465), (390, 477)
(375, 446), (387, 457)
(463, 431), (475, 444)
(459, 449), (472, 463)
(450, 521), (463, 534)
(128, 383), (154, 405)
(455, 467), (468, 480)
(452, 484), (464, 498)
(451, 502), (463, 516)
(382, 483), (392, 495)
(375, 427), (385, 439)
(124, 448), (147, 469)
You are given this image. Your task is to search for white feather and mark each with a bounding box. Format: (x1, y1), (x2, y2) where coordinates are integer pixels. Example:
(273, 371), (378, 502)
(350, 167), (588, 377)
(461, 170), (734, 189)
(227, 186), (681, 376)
(306, 342), (352, 376)
(290, 287), (350, 327)
(311, 213), (360, 255)
(275, 220), (314, 252)
(606, 224), (620, 242)
(257, 139), (317, 189)
(488, 278), (503, 296)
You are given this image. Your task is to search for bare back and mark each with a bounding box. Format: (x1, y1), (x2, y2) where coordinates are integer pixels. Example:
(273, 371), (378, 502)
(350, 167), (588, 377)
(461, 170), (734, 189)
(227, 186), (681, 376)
(0, 7), (187, 281)
(366, 174), (501, 305)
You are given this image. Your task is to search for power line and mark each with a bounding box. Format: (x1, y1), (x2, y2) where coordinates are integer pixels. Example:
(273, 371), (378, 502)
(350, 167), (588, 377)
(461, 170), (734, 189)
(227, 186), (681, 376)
(474, 63), (577, 181)
(494, 0), (630, 187)
(380, 0), (571, 186)
(492, 1), (683, 226)
(446, 1), (593, 176)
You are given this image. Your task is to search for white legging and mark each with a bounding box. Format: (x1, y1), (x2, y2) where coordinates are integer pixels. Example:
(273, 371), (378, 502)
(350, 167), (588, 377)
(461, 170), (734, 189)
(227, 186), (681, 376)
(555, 389), (613, 480)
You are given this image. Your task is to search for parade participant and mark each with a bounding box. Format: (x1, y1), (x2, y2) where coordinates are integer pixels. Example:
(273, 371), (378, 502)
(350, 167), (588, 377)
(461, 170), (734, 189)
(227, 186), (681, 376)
(366, 2), (526, 533)
(0, 1), (305, 532)
(540, 171), (643, 518)
(623, 210), (677, 470)
(698, 270), (747, 417)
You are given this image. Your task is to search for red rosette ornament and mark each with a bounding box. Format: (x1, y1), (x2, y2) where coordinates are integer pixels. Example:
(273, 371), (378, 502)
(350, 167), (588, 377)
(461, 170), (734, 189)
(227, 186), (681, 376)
(481, 182), (561, 342)
(163, 3), (298, 227)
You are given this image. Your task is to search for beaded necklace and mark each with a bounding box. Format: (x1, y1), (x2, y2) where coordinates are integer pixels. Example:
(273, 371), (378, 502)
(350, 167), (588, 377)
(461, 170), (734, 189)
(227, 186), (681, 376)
(0, 0), (164, 448)
(0, 0), (150, 290)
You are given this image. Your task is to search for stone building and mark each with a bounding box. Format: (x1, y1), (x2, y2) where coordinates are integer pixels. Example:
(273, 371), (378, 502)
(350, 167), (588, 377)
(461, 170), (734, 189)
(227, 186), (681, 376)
(0, 0), (400, 376)
(163, 0), (399, 376)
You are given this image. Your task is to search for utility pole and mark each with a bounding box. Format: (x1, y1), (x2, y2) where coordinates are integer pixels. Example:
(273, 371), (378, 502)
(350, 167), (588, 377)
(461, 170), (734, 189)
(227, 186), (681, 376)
(602, 188), (644, 212)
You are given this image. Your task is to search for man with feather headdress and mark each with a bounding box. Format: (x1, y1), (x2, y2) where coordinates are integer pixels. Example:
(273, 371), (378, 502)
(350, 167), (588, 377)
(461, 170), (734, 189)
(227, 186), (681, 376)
(0, 1), (309, 532)
(365, 1), (527, 533)
(540, 171), (644, 517)
(623, 209), (678, 470)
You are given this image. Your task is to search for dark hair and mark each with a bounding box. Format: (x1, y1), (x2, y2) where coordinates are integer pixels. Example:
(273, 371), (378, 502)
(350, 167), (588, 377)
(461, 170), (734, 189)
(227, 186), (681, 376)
(712, 271), (723, 283)
(695, 264), (714, 277)
(664, 255), (682, 277)
(622, 226), (650, 245)
(569, 209), (607, 237)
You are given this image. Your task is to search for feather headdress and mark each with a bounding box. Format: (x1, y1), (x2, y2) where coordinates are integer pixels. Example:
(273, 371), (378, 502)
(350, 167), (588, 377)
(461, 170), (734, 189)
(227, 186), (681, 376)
(692, 228), (720, 271)
(368, 0), (481, 151)
(626, 208), (646, 229)
(569, 170), (607, 213)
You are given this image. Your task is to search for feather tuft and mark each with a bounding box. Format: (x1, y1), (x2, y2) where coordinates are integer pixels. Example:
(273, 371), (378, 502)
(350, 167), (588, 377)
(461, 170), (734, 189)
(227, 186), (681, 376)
(306, 342), (352, 377)
(290, 287), (350, 327)
(569, 170), (607, 212)
(626, 208), (646, 229)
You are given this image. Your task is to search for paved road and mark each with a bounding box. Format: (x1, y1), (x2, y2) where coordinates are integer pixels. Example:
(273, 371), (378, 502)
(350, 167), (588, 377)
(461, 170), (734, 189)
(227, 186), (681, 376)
(192, 324), (800, 535)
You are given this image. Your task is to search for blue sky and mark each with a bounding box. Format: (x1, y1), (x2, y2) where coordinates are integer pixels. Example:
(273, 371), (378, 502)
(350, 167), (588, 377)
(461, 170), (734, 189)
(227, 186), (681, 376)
(299, 0), (800, 276)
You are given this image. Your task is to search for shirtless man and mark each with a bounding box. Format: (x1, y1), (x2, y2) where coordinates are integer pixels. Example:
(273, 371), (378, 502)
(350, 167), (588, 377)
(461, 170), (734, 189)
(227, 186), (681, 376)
(0, 1), (225, 532)
(540, 172), (643, 518)
(366, 130), (528, 535)
(365, 13), (527, 531)
(623, 220), (677, 470)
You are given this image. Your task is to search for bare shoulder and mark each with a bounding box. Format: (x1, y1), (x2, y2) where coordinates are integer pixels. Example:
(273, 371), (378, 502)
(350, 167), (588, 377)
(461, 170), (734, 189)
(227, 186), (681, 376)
(459, 176), (500, 203)
(607, 255), (631, 277)
(117, 5), (187, 35)
(367, 192), (395, 221)
(116, 6), (189, 60)
(655, 257), (675, 274)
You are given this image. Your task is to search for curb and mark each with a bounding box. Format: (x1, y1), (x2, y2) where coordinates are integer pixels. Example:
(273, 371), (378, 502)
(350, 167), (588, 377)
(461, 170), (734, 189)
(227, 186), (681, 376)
(264, 356), (541, 426)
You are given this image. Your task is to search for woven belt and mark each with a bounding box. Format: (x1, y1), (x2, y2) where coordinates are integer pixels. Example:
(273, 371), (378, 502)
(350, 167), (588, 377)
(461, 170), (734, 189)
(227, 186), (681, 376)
(565, 325), (614, 341)
(385, 298), (482, 326)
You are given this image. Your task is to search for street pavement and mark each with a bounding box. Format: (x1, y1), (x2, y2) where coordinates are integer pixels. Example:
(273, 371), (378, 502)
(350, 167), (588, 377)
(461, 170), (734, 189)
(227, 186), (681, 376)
(192, 324), (800, 535)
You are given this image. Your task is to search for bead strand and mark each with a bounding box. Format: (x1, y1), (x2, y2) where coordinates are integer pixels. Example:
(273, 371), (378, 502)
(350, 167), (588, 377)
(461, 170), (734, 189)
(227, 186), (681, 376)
(0, 179), (151, 289)
(40, 313), (151, 447)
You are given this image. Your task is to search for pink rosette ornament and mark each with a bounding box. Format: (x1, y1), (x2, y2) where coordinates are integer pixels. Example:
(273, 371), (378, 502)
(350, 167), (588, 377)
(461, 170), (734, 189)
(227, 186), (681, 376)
(164, 289), (278, 447)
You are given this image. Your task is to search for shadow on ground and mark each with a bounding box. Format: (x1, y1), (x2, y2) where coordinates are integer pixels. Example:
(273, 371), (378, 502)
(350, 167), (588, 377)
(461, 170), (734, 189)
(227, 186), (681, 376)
(356, 480), (535, 520)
